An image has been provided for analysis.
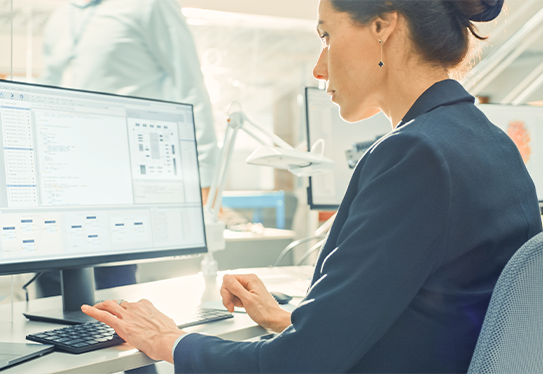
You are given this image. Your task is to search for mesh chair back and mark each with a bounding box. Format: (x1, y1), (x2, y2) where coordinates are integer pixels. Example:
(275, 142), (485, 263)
(468, 231), (543, 373)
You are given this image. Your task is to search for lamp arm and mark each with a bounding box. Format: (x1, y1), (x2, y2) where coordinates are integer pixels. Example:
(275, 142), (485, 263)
(213, 126), (239, 221)
(205, 123), (240, 222)
(201, 105), (306, 274)
(205, 109), (298, 222)
(241, 113), (295, 151)
(239, 125), (269, 147)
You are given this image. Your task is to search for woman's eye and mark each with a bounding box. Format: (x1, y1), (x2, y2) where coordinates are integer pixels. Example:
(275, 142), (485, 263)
(319, 33), (329, 47)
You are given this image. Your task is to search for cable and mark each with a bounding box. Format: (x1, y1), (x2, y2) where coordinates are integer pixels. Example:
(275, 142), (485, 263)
(274, 235), (326, 266)
(11, 275), (14, 323)
(22, 272), (42, 302)
(296, 239), (326, 266)
(315, 212), (336, 237)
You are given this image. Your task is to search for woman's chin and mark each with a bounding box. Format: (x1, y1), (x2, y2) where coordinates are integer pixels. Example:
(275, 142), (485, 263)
(339, 106), (382, 124)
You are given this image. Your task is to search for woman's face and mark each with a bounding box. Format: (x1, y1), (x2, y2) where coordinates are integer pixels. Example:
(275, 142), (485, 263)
(313, 0), (383, 123)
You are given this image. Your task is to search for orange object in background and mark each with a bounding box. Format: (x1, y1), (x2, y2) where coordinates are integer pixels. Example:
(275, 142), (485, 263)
(507, 120), (532, 165)
(319, 211), (336, 223)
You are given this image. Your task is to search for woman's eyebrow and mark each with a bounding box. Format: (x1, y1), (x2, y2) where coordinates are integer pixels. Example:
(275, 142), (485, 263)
(316, 20), (325, 33)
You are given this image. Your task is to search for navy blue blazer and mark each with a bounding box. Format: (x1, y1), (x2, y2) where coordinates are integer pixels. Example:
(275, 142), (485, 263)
(174, 80), (542, 373)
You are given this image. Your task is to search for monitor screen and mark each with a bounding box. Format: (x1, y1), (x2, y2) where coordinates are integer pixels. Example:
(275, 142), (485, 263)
(477, 104), (543, 202)
(0, 80), (206, 275)
(305, 87), (391, 210)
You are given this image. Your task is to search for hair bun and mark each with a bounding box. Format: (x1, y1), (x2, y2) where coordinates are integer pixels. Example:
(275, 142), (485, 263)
(470, 0), (504, 22)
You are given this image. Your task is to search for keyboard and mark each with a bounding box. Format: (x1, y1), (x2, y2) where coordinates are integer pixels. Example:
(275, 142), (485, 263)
(26, 308), (233, 354)
(176, 308), (234, 329)
(26, 321), (122, 354)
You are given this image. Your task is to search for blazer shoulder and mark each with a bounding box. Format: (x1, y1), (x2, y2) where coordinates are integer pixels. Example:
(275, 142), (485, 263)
(355, 124), (452, 192)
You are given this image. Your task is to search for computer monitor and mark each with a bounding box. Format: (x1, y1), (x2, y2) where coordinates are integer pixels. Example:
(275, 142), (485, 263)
(0, 80), (207, 323)
(477, 104), (543, 203)
(304, 87), (391, 210)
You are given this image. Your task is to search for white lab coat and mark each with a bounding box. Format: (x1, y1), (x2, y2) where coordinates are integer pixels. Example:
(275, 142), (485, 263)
(41, 0), (218, 187)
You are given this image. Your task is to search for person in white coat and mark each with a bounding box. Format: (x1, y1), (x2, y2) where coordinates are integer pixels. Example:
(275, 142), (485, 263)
(41, 0), (218, 192)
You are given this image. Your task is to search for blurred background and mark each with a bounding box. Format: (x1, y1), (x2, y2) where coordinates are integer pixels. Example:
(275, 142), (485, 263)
(3, 0), (543, 207)
(2, 0), (543, 293)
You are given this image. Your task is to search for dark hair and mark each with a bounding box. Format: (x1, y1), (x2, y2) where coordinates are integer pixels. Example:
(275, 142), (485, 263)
(329, 0), (505, 69)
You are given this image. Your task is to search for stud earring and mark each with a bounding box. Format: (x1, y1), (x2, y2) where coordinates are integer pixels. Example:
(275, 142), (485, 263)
(379, 40), (385, 69)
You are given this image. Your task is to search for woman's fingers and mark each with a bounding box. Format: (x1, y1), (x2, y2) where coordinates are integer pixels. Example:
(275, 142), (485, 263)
(223, 274), (253, 300)
(233, 274), (262, 289)
(221, 274), (255, 311)
(219, 274), (291, 332)
(92, 300), (127, 319)
(220, 282), (237, 312)
(83, 299), (183, 363)
(81, 304), (121, 328)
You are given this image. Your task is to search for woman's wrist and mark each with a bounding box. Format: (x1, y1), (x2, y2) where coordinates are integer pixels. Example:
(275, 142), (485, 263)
(153, 330), (186, 364)
(268, 309), (292, 333)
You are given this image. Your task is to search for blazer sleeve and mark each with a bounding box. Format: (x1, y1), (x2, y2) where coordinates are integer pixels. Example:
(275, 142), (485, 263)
(174, 131), (452, 373)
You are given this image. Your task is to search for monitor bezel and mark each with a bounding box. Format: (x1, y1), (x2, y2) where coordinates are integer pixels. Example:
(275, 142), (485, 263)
(0, 79), (208, 276)
(305, 86), (341, 211)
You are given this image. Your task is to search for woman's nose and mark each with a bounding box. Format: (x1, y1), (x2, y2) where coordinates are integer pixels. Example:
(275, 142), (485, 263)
(313, 48), (328, 81)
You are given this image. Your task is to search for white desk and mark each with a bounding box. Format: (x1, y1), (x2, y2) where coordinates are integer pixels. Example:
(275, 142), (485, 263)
(0, 266), (313, 374)
(137, 228), (296, 284)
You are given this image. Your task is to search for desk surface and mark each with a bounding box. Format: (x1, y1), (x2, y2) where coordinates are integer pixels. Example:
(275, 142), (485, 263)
(0, 266), (313, 374)
(224, 228), (295, 241)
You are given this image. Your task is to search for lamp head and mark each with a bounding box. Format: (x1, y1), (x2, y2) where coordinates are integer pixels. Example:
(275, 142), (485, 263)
(246, 145), (335, 176)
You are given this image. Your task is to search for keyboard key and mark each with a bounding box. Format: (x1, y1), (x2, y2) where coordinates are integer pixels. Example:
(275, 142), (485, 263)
(54, 338), (72, 343)
(65, 339), (85, 345)
(26, 308), (233, 354)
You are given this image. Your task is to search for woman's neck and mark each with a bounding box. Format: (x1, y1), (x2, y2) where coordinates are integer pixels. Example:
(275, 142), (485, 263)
(381, 62), (450, 128)
(375, 16), (451, 128)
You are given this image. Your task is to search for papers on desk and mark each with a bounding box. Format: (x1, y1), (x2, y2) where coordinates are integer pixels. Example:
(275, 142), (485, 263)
(200, 298), (302, 313)
(224, 270), (311, 298)
(199, 300), (247, 313)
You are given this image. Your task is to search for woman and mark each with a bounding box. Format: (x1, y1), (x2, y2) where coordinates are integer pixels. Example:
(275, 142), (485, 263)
(83, 0), (542, 372)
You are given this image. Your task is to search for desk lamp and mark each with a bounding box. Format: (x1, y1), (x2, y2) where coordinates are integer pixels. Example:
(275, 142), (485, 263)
(201, 103), (334, 276)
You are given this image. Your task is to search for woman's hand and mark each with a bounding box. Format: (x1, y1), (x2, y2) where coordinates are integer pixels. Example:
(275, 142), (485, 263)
(82, 299), (184, 364)
(220, 274), (292, 333)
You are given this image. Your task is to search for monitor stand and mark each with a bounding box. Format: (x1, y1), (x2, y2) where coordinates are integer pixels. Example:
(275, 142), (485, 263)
(23, 267), (97, 324)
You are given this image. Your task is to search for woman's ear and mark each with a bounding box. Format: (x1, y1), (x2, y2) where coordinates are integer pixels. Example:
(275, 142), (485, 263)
(371, 11), (398, 43)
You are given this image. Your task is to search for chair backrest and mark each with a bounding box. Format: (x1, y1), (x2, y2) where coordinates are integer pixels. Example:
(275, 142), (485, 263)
(468, 231), (543, 373)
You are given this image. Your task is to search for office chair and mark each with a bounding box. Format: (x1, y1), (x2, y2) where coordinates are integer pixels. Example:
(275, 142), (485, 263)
(274, 235), (326, 266)
(467, 231), (543, 373)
